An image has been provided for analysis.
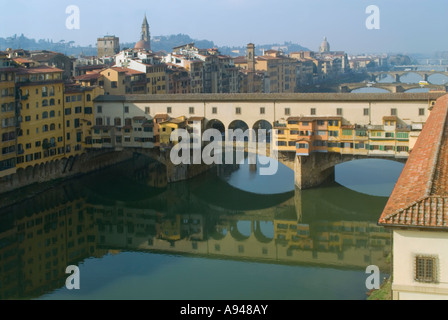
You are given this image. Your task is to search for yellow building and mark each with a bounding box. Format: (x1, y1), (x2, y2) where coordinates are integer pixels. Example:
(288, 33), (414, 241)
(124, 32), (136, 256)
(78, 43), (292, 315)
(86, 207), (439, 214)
(256, 50), (297, 93)
(159, 116), (187, 147)
(15, 66), (65, 169)
(147, 64), (167, 94)
(0, 61), (17, 177)
(100, 67), (147, 95)
(63, 84), (104, 154)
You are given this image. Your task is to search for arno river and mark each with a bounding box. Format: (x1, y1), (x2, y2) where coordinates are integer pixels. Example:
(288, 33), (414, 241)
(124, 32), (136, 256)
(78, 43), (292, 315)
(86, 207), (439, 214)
(0, 155), (404, 300)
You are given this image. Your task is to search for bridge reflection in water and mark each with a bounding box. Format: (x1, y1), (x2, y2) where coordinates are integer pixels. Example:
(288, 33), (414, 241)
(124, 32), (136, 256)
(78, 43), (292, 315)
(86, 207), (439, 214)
(0, 158), (391, 299)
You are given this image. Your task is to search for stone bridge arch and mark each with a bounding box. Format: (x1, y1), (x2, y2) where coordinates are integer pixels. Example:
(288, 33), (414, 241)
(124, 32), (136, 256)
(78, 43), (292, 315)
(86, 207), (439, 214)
(294, 153), (407, 189)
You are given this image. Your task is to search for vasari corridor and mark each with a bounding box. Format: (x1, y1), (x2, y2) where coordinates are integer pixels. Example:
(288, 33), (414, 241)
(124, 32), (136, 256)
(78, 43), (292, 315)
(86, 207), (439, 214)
(1, 0), (448, 304)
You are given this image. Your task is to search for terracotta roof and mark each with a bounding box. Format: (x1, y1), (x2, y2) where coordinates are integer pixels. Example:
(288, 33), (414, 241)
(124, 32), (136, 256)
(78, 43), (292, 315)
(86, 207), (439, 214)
(287, 116), (342, 122)
(379, 94), (448, 229)
(107, 67), (145, 76)
(16, 65), (63, 75)
(188, 116), (205, 121)
(383, 116), (398, 121)
(154, 114), (169, 119)
(74, 73), (102, 81)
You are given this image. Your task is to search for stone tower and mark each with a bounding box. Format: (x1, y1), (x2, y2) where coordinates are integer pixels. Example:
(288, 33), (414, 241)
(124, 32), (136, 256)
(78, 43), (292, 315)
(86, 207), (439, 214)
(141, 14), (150, 43)
(135, 14), (151, 51)
(247, 43), (255, 71)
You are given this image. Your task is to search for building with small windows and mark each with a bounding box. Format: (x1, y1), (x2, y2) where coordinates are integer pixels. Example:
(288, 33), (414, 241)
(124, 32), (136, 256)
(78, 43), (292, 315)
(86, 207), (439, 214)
(97, 36), (120, 58)
(158, 116), (187, 148)
(91, 99), (154, 150)
(63, 84), (104, 154)
(0, 59), (17, 177)
(15, 66), (65, 169)
(379, 95), (448, 300)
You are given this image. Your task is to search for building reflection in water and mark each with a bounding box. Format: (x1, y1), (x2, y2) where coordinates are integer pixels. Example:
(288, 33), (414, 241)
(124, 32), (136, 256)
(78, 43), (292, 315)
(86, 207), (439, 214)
(0, 159), (391, 299)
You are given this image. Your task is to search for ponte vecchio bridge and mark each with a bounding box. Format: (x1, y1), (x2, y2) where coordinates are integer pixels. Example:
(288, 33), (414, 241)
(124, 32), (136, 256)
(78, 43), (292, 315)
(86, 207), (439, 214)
(93, 92), (444, 189)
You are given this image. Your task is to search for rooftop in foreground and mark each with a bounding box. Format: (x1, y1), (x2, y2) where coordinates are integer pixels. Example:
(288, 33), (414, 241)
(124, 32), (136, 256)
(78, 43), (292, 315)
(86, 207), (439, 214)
(379, 94), (448, 229)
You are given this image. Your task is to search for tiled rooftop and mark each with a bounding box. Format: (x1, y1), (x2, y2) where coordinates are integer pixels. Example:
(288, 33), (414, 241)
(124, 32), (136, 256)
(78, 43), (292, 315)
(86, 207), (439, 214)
(379, 94), (448, 229)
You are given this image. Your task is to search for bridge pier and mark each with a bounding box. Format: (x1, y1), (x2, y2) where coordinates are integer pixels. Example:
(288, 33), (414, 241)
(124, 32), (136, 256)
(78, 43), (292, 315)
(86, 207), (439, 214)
(294, 153), (336, 190)
(394, 74), (401, 83)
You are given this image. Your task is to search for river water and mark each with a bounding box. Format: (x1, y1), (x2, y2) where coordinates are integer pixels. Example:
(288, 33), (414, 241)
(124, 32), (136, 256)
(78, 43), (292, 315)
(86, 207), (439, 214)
(0, 155), (404, 300)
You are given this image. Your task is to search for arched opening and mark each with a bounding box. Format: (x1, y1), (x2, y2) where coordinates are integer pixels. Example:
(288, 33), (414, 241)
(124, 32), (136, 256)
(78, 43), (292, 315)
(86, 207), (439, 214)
(205, 119), (225, 134)
(252, 120), (272, 142)
(335, 158), (405, 197)
(351, 87), (390, 93)
(400, 72), (423, 84)
(228, 120), (249, 142)
(427, 73), (448, 85)
(254, 221), (274, 243)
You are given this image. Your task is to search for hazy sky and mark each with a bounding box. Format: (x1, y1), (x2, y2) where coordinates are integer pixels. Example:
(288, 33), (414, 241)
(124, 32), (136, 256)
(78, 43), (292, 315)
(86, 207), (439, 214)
(1, 0), (447, 54)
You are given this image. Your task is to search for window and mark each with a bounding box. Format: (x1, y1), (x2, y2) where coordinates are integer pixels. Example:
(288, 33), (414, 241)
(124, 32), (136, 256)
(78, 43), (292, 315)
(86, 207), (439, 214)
(84, 107), (92, 114)
(97, 106), (102, 114)
(342, 129), (353, 136)
(167, 107), (172, 114)
(212, 107), (217, 114)
(260, 107), (265, 115)
(285, 108), (290, 116)
(124, 106), (129, 113)
(364, 108), (369, 116)
(96, 118), (103, 126)
(42, 111), (48, 119)
(75, 107), (82, 114)
(415, 256), (437, 283)
(391, 108), (397, 116)
(337, 108), (343, 116)
(235, 107), (241, 115)
(145, 107), (150, 115)
(419, 108), (425, 116)
(66, 96), (70, 103)
(189, 107), (195, 115)
(397, 132), (409, 139)
(111, 81), (118, 88)
(311, 108), (316, 115)
(65, 108), (71, 115)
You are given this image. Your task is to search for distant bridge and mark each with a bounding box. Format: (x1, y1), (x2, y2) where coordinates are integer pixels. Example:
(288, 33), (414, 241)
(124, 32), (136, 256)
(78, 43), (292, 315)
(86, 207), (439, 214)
(340, 82), (447, 93)
(367, 70), (448, 83)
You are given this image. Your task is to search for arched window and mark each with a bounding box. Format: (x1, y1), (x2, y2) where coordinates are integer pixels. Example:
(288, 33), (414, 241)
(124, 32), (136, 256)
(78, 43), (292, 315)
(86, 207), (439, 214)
(42, 111), (48, 119)
(49, 111), (55, 118)
(96, 117), (103, 126)
(49, 99), (55, 106)
(86, 94), (91, 102)
(114, 117), (121, 126)
(42, 86), (48, 97)
(43, 125), (49, 132)
(50, 124), (55, 131)
(42, 99), (48, 107)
